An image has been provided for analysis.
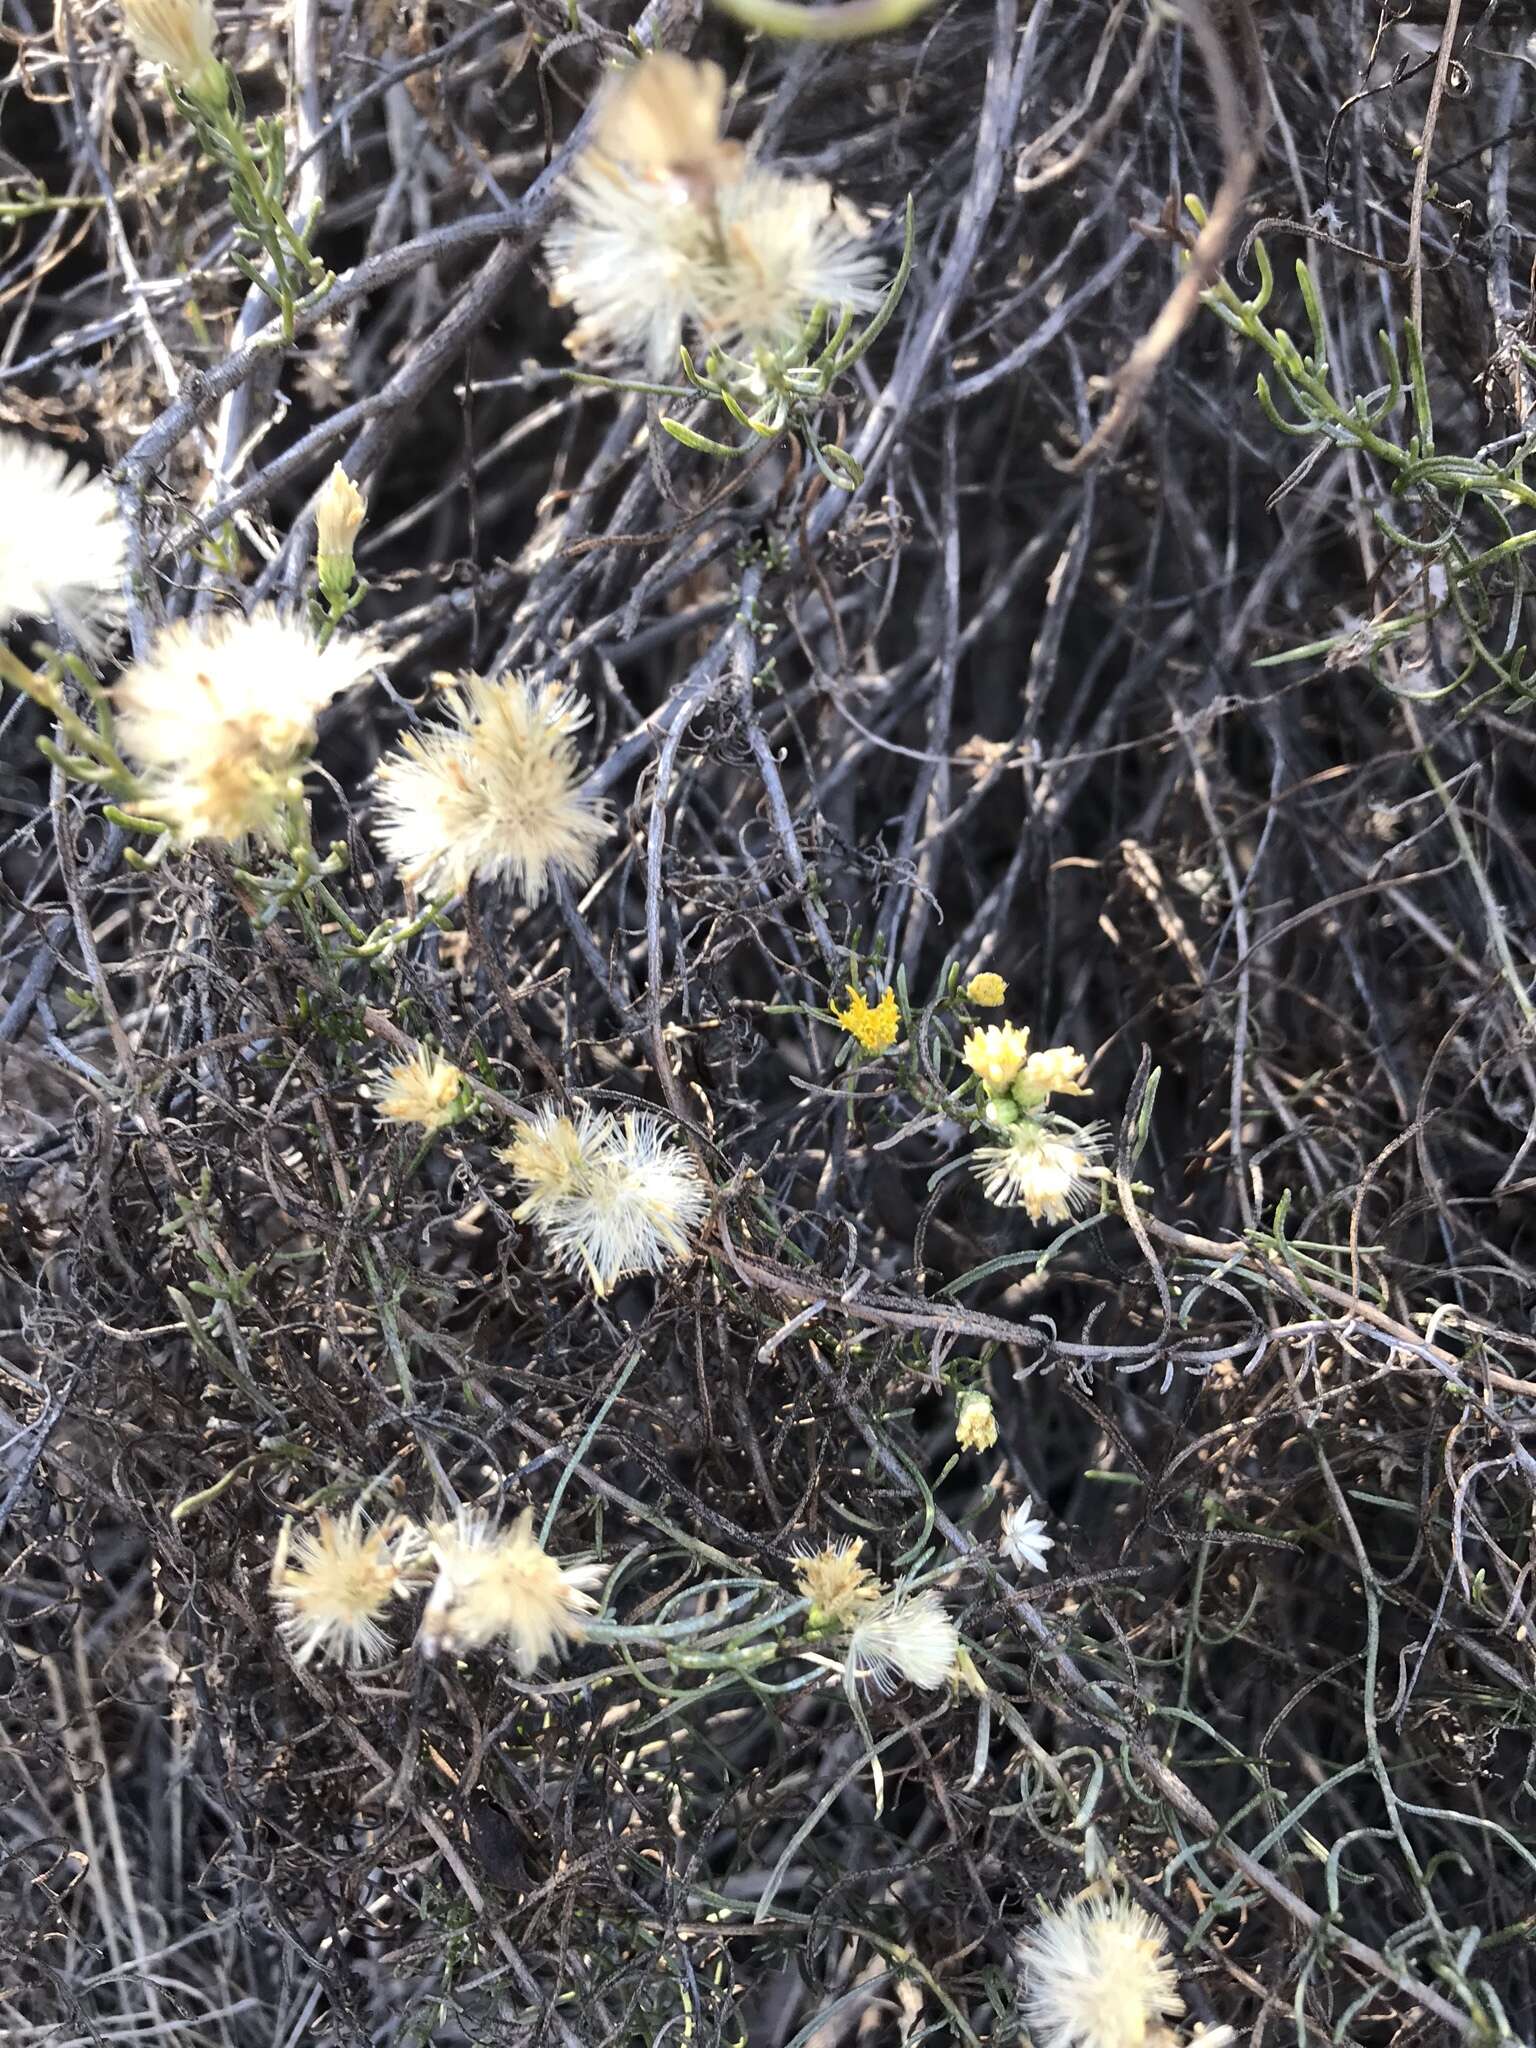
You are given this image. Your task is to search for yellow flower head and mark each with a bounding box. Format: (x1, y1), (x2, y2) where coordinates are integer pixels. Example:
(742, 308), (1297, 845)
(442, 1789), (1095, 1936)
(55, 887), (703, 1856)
(955, 1390), (998, 1454)
(793, 1538), (882, 1627)
(963, 1021), (1030, 1091)
(833, 983), (899, 1055)
(964, 972), (1007, 1008)
(1013, 1044), (1091, 1108)
(375, 1047), (465, 1132)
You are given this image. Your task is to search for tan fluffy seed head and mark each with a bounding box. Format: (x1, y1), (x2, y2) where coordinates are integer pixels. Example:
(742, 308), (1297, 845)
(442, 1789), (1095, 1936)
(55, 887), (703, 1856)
(593, 53), (744, 197)
(499, 1099), (709, 1296)
(793, 1538), (882, 1627)
(271, 1511), (422, 1668)
(418, 1507), (604, 1674)
(114, 606), (375, 846)
(372, 672), (611, 904)
(375, 1048), (465, 1131)
(545, 55), (882, 373)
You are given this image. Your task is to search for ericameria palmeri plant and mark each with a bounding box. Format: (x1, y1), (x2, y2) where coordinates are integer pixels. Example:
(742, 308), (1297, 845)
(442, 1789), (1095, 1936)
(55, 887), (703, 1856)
(544, 52), (913, 489)
(1191, 195), (1536, 705)
(120, 0), (332, 337)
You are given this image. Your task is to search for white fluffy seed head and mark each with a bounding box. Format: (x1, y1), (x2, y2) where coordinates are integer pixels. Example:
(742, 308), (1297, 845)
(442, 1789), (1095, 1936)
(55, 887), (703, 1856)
(545, 55), (882, 373)
(1017, 1893), (1184, 2048)
(270, 1511), (423, 1668)
(0, 432), (125, 655)
(846, 1586), (959, 1694)
(972, 1119), (1108, 1224)
(372, 672), (611, 905)
(113, 607), (375, 846)
(695, 170), (884, 359)
(499, 1099), (709, 1296)
(418, 1507), (604, 1673)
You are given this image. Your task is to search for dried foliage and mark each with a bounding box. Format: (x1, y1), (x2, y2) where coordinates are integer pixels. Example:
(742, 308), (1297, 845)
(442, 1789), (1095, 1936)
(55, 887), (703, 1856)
(3, 3), (1536, 2046)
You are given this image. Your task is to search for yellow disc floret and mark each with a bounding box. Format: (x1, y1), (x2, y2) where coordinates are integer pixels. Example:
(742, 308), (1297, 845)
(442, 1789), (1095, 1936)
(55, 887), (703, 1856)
(964, 972), (1007, 1008)
(962, 1021), (1030, 1090)
(833, 983), (900, 1055)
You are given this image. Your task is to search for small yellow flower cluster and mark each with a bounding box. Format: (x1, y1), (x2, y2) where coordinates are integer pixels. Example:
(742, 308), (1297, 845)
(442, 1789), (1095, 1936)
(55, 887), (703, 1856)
(1016, 1044), (1091, 1110)
(833, 982), (901, 1056)
(964, 971), (1008, 1008)
(962, 1014), (1104, 1227)
(270, 1501), (601, 1675)
(964, 1021), (1032, 1091)
(962, 1022), (1089, 1110)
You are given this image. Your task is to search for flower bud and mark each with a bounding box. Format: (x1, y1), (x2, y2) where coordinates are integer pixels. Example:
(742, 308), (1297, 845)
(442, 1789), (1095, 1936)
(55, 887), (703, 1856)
(955, 1390), (998, 1454)
(964, 971), (1007, 1008)
(121, 0), (227, 112)
(316, 464), (367, 591)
